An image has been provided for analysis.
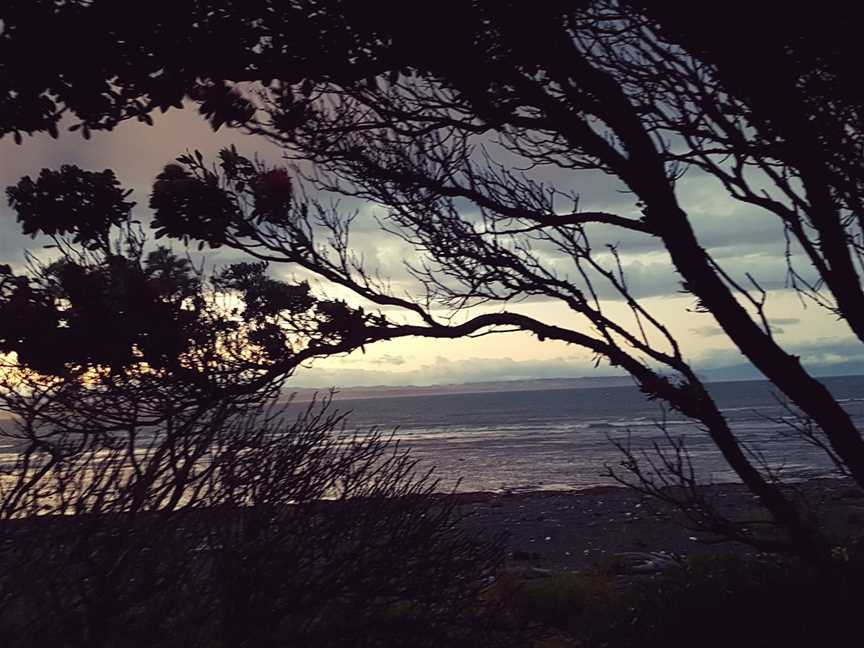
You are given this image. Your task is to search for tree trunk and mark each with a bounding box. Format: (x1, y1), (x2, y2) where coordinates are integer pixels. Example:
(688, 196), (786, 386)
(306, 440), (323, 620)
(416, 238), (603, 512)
(652, 201), (864, 487)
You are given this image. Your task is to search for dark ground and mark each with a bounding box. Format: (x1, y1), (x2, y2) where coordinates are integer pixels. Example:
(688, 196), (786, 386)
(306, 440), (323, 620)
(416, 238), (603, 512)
(454, 478), (864, 572)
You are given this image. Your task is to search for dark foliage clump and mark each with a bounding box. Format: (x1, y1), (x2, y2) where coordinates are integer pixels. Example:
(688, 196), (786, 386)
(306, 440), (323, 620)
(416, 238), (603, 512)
(500, 553), (864, 648)
(0, 396), (510, 647)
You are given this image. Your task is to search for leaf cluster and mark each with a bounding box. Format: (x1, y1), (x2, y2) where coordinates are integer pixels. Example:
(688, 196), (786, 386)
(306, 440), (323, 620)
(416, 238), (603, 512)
(6, 166), (134, 250)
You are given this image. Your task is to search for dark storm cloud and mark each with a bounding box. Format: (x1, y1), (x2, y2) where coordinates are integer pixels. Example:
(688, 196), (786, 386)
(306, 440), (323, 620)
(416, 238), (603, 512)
(0, 107), (282, 268)
(0, 107), (816, 310)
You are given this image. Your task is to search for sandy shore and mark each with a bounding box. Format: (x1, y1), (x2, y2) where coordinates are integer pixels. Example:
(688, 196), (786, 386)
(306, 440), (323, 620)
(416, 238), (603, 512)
(454, 478), (864, 571)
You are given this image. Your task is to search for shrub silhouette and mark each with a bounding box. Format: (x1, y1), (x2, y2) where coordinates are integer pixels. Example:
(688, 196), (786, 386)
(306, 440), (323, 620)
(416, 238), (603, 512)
(0, 395), (508, 647)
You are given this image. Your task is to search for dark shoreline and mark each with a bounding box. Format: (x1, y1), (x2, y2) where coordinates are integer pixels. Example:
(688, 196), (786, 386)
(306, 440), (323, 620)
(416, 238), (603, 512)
(2, 478), (860, 574)
(454, 477), (864, 571)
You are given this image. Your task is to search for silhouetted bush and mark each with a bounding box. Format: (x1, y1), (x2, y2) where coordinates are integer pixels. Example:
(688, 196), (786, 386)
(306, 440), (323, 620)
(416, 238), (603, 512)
(0, 396), (509, 647)
(497, 552), (864, 648)
(606, 554), (864, 648)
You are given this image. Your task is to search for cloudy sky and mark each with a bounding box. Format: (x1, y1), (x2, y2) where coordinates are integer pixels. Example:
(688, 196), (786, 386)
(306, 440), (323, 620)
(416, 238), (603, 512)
(1, 107), (860, 388)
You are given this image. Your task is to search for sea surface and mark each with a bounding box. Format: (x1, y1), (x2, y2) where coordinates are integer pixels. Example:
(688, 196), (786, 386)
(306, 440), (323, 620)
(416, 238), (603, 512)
(2, 375), (863, 495)
(326, 374), (864, 493)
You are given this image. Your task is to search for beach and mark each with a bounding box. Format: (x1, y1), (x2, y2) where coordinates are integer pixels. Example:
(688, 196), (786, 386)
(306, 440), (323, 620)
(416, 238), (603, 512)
(455, 478), (864, 572)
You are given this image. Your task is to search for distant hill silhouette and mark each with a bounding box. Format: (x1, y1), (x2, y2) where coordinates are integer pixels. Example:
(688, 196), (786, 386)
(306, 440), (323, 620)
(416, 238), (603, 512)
(291, 367), (864, 402)
(289, 376), (634, 401)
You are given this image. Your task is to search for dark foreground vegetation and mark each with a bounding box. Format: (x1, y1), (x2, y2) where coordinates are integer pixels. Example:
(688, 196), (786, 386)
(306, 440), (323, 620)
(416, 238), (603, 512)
(4, 482), (864, 647)
(0, 397), (510, 647)
(500, 551), (864, 648)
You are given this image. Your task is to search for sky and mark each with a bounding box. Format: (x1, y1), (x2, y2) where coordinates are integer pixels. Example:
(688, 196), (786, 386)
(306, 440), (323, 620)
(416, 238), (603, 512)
(1, 107), (861, 388)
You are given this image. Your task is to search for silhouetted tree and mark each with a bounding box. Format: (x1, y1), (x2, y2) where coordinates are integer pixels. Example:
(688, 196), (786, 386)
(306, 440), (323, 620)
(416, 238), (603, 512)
(3, 0), (863, 564)
(0, 171), (507, 646)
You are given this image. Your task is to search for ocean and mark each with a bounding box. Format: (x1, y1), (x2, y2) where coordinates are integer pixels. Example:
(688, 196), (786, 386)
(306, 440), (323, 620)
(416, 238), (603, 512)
(327, 374), (864, 493)
(2, 375), (863, 495)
